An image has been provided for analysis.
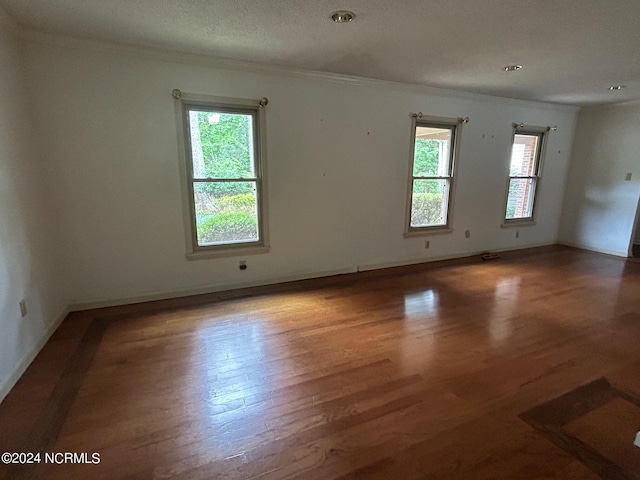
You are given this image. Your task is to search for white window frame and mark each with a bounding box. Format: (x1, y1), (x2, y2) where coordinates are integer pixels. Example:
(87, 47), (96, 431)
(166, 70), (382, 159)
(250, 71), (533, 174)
(502, 124), (548, 226)
(404, 114), (465, 237)
(175, 92), (269, 259)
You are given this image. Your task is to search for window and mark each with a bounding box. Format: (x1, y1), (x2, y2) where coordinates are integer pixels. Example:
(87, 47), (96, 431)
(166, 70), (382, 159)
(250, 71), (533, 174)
(177, 93), (268, 257)
(504, 125), (547, 223)
(405, 115), (463, 235)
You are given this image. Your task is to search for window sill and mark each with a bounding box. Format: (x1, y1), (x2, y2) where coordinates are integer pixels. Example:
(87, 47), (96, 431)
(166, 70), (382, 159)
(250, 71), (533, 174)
(186, 246), (270, 260)
(404, 228), (453, 238)
(501, 220), (536, 228)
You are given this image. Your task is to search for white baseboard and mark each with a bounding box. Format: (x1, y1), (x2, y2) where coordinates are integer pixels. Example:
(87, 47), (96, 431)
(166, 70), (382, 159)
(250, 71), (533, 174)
(0, 306), (69, 403)
(358, 252), (477, 272)
(358, 242), (556, 272)
(68, 266), (358, 312)
(69, 243), (565, 311)
(557, 240), (628, 258)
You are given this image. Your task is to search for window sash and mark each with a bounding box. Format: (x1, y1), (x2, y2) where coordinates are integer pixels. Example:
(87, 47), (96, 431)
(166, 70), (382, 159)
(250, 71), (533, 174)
(185, 107), (258, 181)
(504, 128), (546, 222)
(412, 175), (452, 180)
(508, 175), (537, 180)
(406, 119), (458, 232)
(182, 100), (266, 252)
(409, 178), (451, 228)
(192, 179), (262, 246)
(192, 177), (259, 183)
(506, 177), (537, 220)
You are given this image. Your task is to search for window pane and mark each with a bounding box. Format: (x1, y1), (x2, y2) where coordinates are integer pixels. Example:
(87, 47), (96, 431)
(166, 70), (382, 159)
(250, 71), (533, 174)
(413, 126), (452, 176)
(188, 110), (255, 179)
(193, 181), (259, 245)
(410, 179), (449, 227)
(506, 178), (536, 219)
(510, 134), (539, 177)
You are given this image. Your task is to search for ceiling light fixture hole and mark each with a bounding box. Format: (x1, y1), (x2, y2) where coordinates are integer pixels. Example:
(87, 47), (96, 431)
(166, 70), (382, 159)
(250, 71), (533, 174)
(503, 64), (523, 72)
(331, 11), (355, 23)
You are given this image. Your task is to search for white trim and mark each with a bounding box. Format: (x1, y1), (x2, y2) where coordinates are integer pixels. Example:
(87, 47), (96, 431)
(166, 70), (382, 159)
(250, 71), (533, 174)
(67, 267), (358, 311)
(403, 228), (453, 238)
(557, 240), (628, 258)
(69, 241), (569, 310)
(359, 253), (477, 272)
(18, 28), (581, 113)
(580, 98), (640, 111)
(501, 220), (536, 228)
(0, 306), (69, 403)
(358, 242), (557, 272)
(186, 246), (270, 260)
(496, 242), (559, 253)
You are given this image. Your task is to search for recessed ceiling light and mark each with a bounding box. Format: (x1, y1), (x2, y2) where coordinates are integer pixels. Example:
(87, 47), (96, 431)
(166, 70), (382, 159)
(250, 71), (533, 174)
(331, 10), (355, 23)
(503, 65), (523, 72)
(608, 85), (626, 91)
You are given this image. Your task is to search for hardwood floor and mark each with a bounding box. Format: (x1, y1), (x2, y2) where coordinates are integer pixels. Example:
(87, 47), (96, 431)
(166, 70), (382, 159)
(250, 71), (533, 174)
(1, 246), (640, 479)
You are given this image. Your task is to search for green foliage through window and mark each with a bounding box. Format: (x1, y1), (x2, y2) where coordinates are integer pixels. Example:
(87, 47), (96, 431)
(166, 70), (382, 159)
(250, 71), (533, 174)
(198, 211), (258, 244)
(413, 139), (440, 181)
(187, 105), (262, 246)
(411, 193), (446, 226)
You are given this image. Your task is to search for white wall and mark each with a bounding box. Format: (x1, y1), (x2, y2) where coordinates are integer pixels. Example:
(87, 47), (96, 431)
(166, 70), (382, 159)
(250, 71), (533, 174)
(0, 12), (67, 400)
(19, 34), (578, 308)
(560, 103), (640, 256)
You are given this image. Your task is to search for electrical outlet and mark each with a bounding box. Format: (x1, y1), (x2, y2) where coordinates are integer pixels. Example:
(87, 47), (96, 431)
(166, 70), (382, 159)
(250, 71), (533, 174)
(516, 230), (520, 238)
(239, 261), (247, 271)
(19, 300), (27, 317)
(625, 172), (632, 181)
(465, 229), (470, 238)
(424, 240), (430, 249)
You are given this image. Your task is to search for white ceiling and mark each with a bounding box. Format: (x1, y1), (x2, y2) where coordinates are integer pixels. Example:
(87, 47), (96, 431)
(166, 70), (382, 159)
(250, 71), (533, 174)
(2, 0), (639, 106)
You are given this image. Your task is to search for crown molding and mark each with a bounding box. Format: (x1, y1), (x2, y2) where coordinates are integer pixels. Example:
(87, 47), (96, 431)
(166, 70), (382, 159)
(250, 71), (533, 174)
(19, 27), (580, 114)
(579, 97), (640, 112)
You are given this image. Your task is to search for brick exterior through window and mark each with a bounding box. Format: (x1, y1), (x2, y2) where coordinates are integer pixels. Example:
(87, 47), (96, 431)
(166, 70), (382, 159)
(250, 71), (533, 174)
(506, 132), (542, 221)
